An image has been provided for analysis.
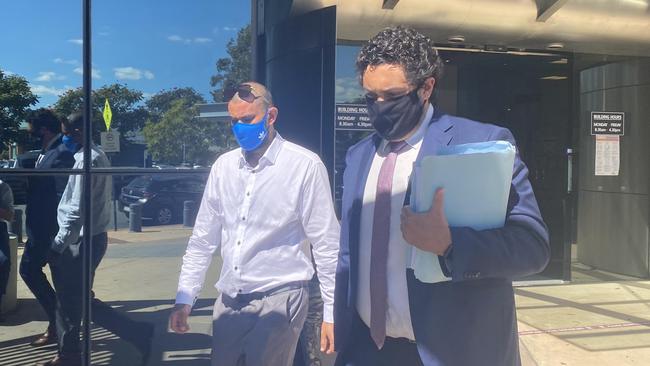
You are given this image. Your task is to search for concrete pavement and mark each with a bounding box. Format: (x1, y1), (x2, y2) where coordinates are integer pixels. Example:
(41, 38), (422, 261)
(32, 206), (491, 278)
(1, 226), (650, 365)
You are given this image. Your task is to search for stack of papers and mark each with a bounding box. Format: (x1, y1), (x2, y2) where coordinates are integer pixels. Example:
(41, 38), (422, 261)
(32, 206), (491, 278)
(408, 140), (516, 283)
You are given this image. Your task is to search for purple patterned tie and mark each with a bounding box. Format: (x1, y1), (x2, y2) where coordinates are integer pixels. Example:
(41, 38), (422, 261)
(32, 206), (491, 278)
(370, 140), (407, 349)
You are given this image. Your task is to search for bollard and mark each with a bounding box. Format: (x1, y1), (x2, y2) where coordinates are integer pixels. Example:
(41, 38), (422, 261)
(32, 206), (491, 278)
(183, 201), (197, 227)
(9, 208), (23, 243)
(129, 203), (142, 232)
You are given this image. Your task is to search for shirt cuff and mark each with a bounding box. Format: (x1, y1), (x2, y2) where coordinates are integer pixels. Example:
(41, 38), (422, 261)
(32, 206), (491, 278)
(175, 291), (196, 307)
(323, 303), (334, 323)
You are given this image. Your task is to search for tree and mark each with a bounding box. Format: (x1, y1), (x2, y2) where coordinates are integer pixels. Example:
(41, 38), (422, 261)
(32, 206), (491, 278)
(210, 25), (252, 102)
(53, 84), (149, 143)
(145, 87), (205, 124)
(143, 100), (228, 166)
(0, 69), (38, 155)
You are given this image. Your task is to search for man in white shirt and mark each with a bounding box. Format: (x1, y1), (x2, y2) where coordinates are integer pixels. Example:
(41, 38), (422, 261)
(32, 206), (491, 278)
(42, 113), (153, 366)
(169, 82), (340, 366)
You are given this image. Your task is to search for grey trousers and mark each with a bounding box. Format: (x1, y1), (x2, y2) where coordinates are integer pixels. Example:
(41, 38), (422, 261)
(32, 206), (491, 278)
(212, 286), (309, 366)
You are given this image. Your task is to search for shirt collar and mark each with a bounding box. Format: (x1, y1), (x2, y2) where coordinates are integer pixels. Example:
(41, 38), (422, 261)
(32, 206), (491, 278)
(238, 133), (284, 170)
(379, 103), (433, 153)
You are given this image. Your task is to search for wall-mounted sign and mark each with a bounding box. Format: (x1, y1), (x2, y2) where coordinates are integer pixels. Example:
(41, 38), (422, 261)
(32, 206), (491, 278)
(595, 135), (619, 176)
(335, 103), (373, 131)
(101, 130), (120, 153)
(591, 112), (624, 135)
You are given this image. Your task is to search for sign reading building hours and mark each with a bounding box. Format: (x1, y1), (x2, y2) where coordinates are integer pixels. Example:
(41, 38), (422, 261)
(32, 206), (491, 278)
(590, 112), (625, 136)
(335, 103), (374, 131)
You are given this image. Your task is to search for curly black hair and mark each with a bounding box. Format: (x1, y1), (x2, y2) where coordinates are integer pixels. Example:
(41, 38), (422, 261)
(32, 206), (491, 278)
(27, 108), (62, 134)
(356, 26), (443, 88)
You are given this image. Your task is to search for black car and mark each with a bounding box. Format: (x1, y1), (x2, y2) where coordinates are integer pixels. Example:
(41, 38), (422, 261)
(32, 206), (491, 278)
(0, 150), (41, 205)
(118, 174), (208, 225)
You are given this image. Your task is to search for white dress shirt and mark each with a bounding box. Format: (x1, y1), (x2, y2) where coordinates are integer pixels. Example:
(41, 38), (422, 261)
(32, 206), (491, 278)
(356, 104), (433, 340)
(176, 134), (340, 322)
(53, 145), (112, 253)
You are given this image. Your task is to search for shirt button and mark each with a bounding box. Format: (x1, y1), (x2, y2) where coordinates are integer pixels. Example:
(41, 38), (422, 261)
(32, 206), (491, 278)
(237, 241), (241, 245)
(234, 266), (238, 271)
(242, 216), (246, 221)
(246, 192), (250, 196)
(238, 289), (242, 293)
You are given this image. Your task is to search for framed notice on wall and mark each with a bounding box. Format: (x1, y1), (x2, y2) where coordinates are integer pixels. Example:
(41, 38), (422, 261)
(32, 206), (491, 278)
(594, 135), (619, 176)
(591, 111), (624, 176)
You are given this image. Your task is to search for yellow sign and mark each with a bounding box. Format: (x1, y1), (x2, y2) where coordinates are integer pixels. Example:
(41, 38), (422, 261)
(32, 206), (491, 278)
(103, 98), (112, 131)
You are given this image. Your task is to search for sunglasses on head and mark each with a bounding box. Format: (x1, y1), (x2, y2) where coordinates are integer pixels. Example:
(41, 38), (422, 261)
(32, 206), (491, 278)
(224, 84), (261, 103)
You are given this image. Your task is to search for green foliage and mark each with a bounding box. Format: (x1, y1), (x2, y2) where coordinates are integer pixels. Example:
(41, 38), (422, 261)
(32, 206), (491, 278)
(53, 84), (148, 143)
(143, 100), (230, 166)
(0, 69), (38, 153)
(145, 87), (205, 124)
(210, 25), (252, 102)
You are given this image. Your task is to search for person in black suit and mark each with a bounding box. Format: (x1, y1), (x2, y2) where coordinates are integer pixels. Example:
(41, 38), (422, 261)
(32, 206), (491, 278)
(333, 27), (549, 366)
(19, 109), (75, 346)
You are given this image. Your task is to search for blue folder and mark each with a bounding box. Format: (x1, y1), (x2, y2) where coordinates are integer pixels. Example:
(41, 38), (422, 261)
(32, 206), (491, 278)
(408, 140), (516, 283)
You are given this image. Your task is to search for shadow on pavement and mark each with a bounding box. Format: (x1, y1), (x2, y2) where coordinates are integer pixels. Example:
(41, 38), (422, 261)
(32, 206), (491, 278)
(0, 298), (215, 365)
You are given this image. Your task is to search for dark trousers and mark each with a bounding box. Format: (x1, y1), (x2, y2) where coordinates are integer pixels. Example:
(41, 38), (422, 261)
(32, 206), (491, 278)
(335, 312), (423, 366)
(294, 274), (324, 366)
(20, 235), (58, 327)
(50, 232), (146, 355)
(0, 222), (10, 301)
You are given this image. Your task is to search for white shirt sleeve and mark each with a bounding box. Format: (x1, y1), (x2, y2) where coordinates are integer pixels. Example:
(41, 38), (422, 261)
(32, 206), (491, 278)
(300, 161), (340, 323)
(53, 174), (83, 253)
(175, 165), (223, 307)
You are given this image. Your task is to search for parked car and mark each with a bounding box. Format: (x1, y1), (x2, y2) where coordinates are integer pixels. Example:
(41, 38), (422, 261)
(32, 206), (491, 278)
(0, 150), (40, 205)
(118, 174), (208, 225)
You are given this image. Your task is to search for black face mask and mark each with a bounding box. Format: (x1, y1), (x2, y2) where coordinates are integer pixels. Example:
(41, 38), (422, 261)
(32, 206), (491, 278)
(367, 88), (424, 141)
(29, 128), (42, 140)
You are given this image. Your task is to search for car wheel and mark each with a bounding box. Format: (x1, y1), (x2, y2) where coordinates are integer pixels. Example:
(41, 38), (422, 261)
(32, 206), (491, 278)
(155, 206), (173, 225)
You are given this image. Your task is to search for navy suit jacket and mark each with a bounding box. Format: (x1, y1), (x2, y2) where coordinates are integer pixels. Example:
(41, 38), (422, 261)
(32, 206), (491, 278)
(26, 137), (75, 244)
(334, 109), (550, 366)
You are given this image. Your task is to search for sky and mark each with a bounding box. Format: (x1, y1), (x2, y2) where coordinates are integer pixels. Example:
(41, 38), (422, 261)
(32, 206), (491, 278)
(0, 0), (250, 107)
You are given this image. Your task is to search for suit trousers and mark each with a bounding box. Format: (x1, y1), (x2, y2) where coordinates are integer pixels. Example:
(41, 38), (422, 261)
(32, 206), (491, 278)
(20, 234), (58, 327)
(334, 311), (423, 366)
(293, 273), (323, 366)
(211, 285), (309, 366)
(50, 232), (146, 355)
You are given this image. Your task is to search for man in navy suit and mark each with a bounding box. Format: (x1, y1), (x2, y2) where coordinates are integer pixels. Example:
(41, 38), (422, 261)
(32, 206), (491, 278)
(333, 26), (550, 366)
(20, 109), (75, 346)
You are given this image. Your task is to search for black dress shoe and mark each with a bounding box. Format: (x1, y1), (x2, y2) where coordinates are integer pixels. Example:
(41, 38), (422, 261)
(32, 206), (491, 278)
(31, 327), (58, 347)
(38, 353), (82, 366)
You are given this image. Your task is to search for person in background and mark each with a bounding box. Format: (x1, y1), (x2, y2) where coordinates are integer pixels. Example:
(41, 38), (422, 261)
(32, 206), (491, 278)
(294, 267), (325, 366)
(0, 178), (15, 322)
(41, 113), (153, 366)
(20, 108), (75, 346)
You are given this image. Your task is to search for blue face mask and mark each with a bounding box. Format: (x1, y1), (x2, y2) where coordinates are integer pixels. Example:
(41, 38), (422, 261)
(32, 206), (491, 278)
(231, 112), (269, 152)
(62, 135), (80, 153)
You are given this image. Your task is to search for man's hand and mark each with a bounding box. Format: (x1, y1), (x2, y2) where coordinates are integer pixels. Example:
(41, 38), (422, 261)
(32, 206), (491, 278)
(169, 304), (192, 334)
(401, 188), (451, 256)
(320, 321), (335, 354)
